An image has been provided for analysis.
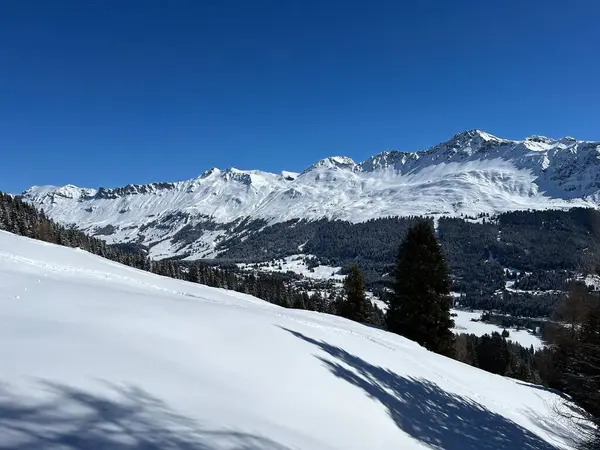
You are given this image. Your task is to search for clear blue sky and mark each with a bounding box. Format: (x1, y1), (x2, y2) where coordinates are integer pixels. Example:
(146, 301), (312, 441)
(1, 0), (599, 193)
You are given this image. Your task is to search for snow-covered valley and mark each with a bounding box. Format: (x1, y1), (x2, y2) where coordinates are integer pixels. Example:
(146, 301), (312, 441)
(238, 254), (345, 280)
(0, 230), (581, 449)
(452, 309), (544, 349)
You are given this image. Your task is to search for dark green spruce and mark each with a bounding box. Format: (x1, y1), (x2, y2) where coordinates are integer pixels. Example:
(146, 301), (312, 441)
(339, 265), (373, 323)
(386, 220), (455, 356)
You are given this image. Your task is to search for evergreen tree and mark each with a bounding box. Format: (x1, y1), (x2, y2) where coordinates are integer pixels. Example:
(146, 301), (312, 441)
(561, 300), (600, 448)
(186, 265), (199, 283)
(476, 332), (510, 375)
(339, 265), (372, 323)
(386, 220), (455, 356)
(292, 294), (306, 309)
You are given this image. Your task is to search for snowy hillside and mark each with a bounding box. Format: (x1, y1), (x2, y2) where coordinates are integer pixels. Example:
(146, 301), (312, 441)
(0, 231), (582, 449)
(23, 130), (600, 259)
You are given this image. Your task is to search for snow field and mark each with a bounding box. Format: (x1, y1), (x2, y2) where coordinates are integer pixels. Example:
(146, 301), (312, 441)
(0, 231), (582, 449)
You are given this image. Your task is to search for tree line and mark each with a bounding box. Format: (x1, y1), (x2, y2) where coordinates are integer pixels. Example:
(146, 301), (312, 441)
(0, 192), (385, 325)
(207, 208), (600, 316)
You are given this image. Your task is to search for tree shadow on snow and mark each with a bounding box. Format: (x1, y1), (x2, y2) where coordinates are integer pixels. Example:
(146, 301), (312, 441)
(280, 327), (562, 450)
(523, 406), (587, 449)
(516, 381), (570, 401)
(0, 381), (290, 450)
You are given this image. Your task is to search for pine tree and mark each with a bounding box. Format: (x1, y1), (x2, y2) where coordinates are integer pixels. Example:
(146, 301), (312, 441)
(292, 293), (306, 309)
(477, 332), (510, 375)
(386, 220), (455, 356)
(562, 301), (600, 448)
(340, 265), (372, 323)
(186, 265), (200, 283)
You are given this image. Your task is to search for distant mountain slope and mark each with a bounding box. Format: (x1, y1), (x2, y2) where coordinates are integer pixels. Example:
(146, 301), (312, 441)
(23, 130), (600, 259)
(0, 230), (581, 449)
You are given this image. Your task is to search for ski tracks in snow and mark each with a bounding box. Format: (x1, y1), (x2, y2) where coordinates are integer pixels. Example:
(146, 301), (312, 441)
(0, 251), (238, 307)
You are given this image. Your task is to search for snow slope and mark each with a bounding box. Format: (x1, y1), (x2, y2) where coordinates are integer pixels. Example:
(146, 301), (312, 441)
(22, 130), (600, 259)
(0, 231), (581, 449)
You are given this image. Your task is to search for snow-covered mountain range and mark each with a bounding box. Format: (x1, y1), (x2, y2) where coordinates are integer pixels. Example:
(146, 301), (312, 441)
(23, 130), (600, 259)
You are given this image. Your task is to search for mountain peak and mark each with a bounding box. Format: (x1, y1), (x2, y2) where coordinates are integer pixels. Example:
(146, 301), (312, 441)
(219, 168), (255, 185)
(23, 184), (95, 202)
(525, 135), (554, 144)
(447, 129), (503, 145)
(223, 167), (245, 174)
(304, 156), (356, 173)
(199, 167), (221, 178)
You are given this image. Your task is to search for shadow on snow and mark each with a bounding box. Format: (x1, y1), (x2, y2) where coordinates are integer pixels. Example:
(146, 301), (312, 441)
(0, 381), (290, 450)
(280, 326), (561, 450)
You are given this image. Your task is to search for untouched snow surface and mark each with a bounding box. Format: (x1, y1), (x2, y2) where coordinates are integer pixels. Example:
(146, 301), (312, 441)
(0, 231), (581, 449)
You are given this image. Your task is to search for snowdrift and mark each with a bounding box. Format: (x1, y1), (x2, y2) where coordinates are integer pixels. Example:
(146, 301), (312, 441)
(0, 231), (581, 449)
